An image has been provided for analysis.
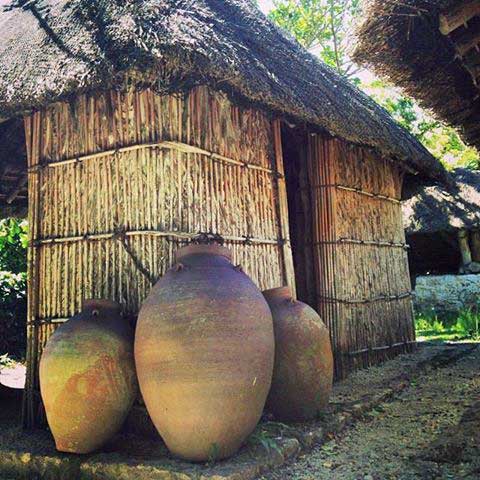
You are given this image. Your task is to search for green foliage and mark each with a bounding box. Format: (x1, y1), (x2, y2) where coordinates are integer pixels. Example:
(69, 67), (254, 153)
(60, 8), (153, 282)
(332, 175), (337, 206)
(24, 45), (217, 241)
(0, 219), (28, 274)
(0, 353), (15, 368)
(248, 421), (291, 455)
(0, 271), (27, 357)
(415, 307), (480, 342)
(455, 309), (480, 340)
(248, 429), (282, 455)
(363, 80), (480, 170)
(207, 442), (220, 464)
(0, 219), (28, 358)
(268, 0), (360, 78)
(415, 312), (446, 334)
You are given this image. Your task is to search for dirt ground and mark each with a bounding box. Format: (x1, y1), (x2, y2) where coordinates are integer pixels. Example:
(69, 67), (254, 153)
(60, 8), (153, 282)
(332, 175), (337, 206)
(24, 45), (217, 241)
(263, 343), (480, 480)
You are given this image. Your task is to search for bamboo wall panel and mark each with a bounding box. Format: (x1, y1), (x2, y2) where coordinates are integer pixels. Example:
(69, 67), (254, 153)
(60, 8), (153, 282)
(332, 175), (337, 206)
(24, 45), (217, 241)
(23, 86), (294, 427)
(302, 135), (414, 378)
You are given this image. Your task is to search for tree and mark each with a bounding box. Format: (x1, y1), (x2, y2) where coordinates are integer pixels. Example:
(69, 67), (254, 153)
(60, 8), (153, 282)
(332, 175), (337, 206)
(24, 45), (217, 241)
(363, 80), (480, 170)
(267, 3), (480, 170)
(0, 218), (27, 357)
(0, 218), (28, 273)
(268, 0), (360, 78)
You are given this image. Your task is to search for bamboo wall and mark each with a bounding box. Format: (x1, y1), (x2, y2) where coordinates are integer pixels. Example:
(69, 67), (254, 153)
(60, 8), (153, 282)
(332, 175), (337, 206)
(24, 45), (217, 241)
(293, 134), (415, 378)
(23, 86), (295, 427)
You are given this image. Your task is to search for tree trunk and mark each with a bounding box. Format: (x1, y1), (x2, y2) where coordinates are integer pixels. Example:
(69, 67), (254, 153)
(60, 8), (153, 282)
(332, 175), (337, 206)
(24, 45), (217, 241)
(458, 229), (472, 266)
(470, 230), (480, 263)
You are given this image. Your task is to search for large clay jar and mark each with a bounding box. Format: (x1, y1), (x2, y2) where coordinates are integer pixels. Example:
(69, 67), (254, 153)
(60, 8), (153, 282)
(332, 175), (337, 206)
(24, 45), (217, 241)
(135, 244), (274, 462)
(39, 300), (137, 453)
(263, 286), (333, 422)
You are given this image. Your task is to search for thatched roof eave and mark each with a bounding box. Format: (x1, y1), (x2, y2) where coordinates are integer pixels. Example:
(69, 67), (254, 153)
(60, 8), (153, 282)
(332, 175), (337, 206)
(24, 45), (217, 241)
(0, 0), (450, 186)
(403, 168), (480, 235)
(353, 0), (480, 152)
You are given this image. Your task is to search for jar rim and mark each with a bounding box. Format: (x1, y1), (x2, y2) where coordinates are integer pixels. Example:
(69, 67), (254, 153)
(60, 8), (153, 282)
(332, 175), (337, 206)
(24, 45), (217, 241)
(263, 286), (292, 301)
(175, 244), (232, 262)
(82, 299), (122, 312)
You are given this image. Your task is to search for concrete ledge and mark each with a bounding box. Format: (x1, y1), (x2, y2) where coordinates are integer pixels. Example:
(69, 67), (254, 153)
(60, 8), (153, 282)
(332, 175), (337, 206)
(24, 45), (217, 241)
(414, 274), (480, 314)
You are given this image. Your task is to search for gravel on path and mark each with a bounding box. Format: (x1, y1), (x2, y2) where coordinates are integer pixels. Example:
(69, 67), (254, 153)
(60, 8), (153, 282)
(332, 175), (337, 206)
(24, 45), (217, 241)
(263, 344), (480, 480)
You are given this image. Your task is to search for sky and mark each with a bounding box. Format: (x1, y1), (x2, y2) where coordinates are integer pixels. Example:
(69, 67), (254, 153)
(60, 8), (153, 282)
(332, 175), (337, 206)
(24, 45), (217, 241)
(258, 0), (275, 14)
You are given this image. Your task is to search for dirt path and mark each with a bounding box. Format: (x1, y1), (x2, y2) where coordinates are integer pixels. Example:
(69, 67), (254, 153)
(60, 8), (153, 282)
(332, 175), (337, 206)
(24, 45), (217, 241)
(264, 344), (480, 480)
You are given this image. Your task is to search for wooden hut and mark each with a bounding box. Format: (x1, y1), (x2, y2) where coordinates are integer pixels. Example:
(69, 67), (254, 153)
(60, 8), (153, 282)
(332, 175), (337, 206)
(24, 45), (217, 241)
(404, 168), (480, 277)
(0, 0), (449, 427)
(402, 169), (480, 314)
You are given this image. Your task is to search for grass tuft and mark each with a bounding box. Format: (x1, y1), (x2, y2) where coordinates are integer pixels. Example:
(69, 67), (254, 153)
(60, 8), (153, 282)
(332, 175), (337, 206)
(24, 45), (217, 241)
(415, 305), (480, 342)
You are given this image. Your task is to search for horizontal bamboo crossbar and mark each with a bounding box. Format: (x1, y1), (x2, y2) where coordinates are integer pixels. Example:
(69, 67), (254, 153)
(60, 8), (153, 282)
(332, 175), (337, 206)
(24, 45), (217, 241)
(314, 238), (409, 249)
(346, 341), (417, 357)
(304, 184), (401, 204)
(318, 291), (413, 305)
(32, 230), (287, 247)
(27, 140), (282, 177)
(27, 318), (70, 326)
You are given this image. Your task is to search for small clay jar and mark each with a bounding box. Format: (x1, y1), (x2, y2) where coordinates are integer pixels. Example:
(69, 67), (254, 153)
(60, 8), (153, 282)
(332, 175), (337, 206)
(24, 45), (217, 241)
(39, 299), (137, 453)
(135, 243), (275, 462)
(263, 286), (333, 422)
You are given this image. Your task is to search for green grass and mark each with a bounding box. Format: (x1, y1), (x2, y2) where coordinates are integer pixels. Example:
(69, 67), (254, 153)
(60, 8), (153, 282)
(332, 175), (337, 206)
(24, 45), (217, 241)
(415, 307), (480, 342)
(0, 353), (15, 369)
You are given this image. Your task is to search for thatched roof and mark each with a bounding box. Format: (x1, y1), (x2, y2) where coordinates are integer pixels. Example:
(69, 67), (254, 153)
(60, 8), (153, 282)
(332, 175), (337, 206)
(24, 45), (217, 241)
(0, 0), (450, 188)
(354, 0), (480, 151)
(403, 168), (480, 235)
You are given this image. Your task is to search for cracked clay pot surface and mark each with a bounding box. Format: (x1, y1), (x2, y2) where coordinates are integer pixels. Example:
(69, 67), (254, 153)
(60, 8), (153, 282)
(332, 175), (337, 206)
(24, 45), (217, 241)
(263, 286), (333, 422)
(135, 244), (274, 462)
(39, 299), (137, 454)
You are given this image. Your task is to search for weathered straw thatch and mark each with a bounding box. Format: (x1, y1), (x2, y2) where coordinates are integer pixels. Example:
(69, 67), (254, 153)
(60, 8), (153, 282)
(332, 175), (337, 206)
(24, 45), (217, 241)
(403, 168), (480, 276)
(403, 168), (480, 235)
(0, 0), (449, 186)
(353, 0), (480, 150)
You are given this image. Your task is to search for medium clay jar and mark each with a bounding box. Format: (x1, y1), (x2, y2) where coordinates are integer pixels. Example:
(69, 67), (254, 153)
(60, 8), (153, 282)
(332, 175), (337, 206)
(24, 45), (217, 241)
(263, 286), (333, 422)
(135, 244), (274, 462)
(39, 300), (137, 454)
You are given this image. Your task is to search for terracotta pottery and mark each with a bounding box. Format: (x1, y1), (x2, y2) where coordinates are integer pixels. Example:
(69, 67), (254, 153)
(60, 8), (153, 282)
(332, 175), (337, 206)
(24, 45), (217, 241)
(39, 299), (137, 454)
(135, 244), (274, 462)
(263, 286), (333, 422)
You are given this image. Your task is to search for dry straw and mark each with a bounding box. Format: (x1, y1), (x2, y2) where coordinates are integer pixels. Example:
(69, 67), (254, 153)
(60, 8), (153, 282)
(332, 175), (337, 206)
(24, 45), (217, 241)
(23, 86), (295, 427)
(294, 134), (415, 378)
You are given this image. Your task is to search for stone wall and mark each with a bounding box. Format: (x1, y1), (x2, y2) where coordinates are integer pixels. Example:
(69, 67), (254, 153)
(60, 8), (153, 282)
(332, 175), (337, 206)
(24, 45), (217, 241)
(414, 274), (480, 314)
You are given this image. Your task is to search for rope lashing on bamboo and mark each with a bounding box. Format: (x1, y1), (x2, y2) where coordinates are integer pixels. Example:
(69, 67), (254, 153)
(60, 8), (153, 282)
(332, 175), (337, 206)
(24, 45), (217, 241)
(32, 230), (286, 247)
(313, 238), (409, 249)
(191, 232), (226, 245)
(301, 184), (401, 204)
(346, 340), (417, 357)
(26, 140), (283, 177)
(317, 292), (413, 305)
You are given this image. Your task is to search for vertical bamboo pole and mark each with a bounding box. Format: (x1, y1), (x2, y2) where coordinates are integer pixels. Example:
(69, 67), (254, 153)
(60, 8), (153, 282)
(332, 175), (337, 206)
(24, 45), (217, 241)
(272, 120), (296, 294)
(22, 113), (43, 428)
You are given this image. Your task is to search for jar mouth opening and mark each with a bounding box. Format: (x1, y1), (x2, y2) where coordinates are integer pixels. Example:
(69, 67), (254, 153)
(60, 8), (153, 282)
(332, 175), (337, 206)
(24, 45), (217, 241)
(82, 299), (122, 312)
(175, 244), (232, 262)
(263, 286), (292, 301)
